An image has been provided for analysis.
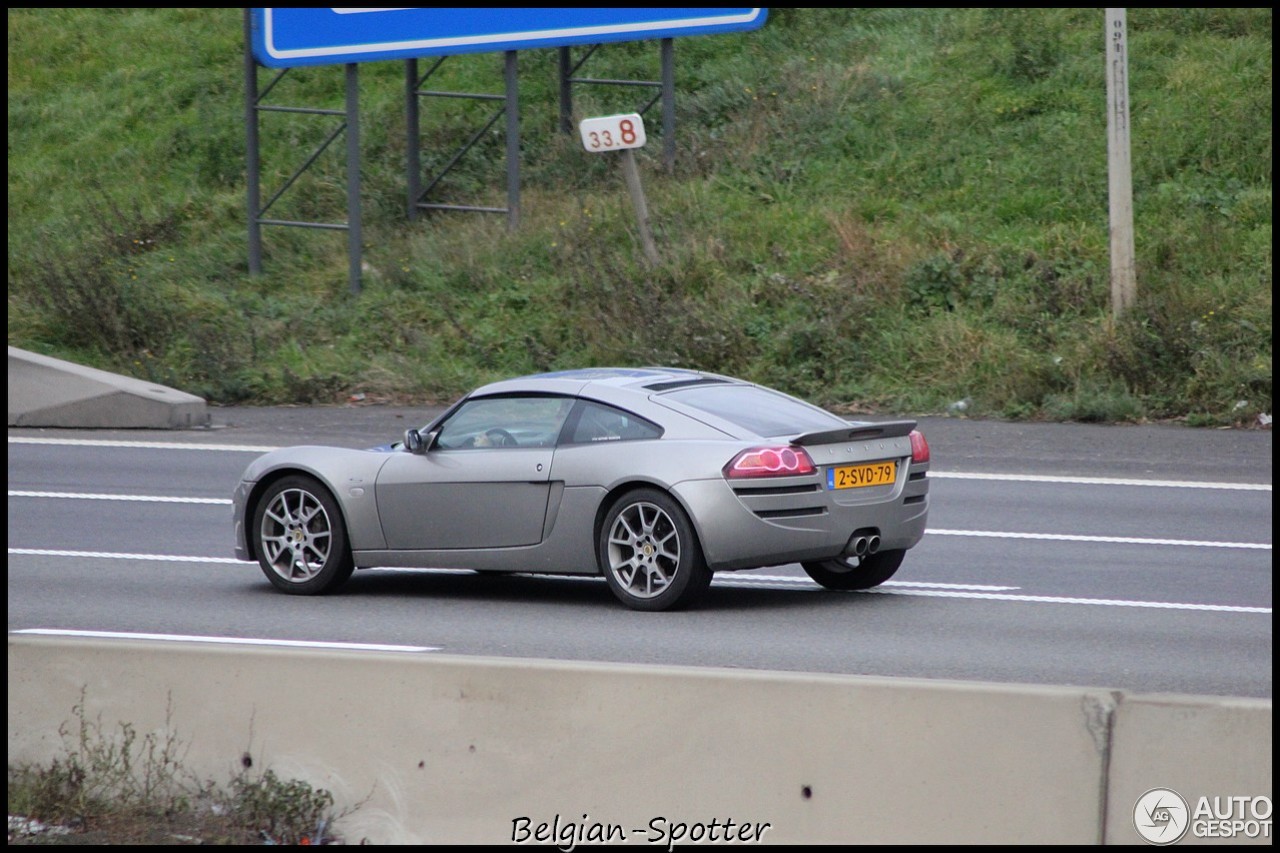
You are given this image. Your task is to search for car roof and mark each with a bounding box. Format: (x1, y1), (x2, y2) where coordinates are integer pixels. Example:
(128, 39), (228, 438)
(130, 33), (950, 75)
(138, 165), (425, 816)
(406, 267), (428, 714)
(471, 367), (743, 398)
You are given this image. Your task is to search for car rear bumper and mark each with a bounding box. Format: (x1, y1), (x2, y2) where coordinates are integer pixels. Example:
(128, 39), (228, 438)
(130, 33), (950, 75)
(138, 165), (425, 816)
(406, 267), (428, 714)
(672, 465), (929, 571)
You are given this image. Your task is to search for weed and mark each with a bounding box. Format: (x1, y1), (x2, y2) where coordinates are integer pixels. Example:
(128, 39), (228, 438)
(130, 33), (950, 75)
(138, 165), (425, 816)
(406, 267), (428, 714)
(7, 689), (353, 845)
(227, 770), (337, 846)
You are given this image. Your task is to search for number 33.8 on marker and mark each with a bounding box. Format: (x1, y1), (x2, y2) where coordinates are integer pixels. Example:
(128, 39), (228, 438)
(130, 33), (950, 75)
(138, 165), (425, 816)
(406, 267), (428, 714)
(579, 113), (647, 153)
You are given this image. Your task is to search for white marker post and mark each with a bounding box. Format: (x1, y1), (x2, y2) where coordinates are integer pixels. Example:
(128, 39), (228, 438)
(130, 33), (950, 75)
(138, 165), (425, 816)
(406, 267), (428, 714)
(1105, 9), (1136, 319)
(579, 113), (660, 266)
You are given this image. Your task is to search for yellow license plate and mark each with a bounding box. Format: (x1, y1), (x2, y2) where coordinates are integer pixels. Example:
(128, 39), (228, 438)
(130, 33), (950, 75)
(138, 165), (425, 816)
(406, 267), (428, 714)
(827, 460), (897, 490)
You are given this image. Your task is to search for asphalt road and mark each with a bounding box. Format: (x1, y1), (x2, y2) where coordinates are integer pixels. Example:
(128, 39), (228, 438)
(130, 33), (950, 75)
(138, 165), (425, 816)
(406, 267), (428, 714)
(7, 407), (1273, 698)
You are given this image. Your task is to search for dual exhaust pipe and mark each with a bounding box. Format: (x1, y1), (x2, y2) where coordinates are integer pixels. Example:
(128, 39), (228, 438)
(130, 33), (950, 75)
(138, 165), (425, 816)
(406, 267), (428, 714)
(848, 529), (881, 558)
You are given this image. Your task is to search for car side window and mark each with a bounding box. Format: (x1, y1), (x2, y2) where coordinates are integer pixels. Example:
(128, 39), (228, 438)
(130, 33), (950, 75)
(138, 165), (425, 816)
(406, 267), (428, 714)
(566, 401), (662, 444)
(435, 396), (574, 449)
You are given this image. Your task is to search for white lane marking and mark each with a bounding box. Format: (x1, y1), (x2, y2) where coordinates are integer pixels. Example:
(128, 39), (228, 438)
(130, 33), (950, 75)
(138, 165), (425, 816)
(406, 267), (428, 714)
(8, 551), (1268, 613)
(10, 548), (244, 563)
(368, 567), (1270, 613)
(8, 436), (1271, 492)
(857, 587), (1271, 614)
(721, 573), (1020, 591)
(8, 436), (278, 453)
(928, 528), (1270, 550)
(7, 550), (1015, 588)
(931, 471), (1270, 492)
(11, 628), (438, 652)
(9, 490), (231, 505)
(8, 495), (1270, 552)
(363, 567), (1019, 592)
(714, 576), (1268, 612)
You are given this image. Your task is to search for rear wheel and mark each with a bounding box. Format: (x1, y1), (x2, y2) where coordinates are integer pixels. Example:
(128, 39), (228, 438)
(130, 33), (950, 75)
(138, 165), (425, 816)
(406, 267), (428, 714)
(598, 488), (711, 611)
(802, 549), (905, 591)
(254, 475), (354, 595)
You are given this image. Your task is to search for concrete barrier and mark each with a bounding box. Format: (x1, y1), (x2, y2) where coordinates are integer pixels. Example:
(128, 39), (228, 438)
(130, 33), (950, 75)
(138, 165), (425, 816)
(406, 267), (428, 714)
(7, 346), (208, 428)
(1107, 694), (1273, 845)
(7, 635), (1271, 845)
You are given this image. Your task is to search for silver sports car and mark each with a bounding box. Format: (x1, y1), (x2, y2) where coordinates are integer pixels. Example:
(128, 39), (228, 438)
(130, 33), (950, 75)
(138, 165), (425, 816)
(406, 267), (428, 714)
(233, 367), (931, 611)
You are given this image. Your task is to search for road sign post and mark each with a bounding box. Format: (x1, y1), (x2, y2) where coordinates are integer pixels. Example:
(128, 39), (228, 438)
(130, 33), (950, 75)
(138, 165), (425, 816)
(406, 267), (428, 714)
(580, 113), (659, 267)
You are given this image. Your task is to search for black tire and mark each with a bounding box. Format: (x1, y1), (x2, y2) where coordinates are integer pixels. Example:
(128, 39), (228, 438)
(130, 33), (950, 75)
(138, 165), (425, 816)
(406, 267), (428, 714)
(598, 488), (712, 611)
(253, 475), (355, 595)
(802, 549), (905, 591)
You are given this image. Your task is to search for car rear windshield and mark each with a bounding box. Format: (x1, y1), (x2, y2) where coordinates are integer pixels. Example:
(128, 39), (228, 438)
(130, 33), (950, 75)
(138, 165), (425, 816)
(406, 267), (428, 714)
(664, 385), (847, 437)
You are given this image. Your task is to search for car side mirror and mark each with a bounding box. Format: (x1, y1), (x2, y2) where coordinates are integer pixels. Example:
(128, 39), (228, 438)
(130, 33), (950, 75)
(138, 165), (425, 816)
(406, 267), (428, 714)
(404, 428), (436, 455)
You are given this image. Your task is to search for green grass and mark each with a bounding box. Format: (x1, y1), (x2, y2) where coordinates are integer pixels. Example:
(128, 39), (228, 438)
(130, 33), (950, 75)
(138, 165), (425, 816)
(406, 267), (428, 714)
(7, 8), (1272, 425)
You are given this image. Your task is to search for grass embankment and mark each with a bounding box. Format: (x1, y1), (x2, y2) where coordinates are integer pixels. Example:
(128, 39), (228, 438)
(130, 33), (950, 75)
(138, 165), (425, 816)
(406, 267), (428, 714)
(6, 9), (1272, 425)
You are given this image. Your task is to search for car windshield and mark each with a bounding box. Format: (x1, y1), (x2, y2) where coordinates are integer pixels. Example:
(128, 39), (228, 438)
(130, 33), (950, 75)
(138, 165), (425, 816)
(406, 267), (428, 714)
(663, 385), (847, 437)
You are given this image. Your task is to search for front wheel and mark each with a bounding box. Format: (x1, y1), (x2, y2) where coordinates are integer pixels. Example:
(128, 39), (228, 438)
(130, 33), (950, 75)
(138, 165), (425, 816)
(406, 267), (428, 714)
(802, 549), (905, 591)
(598, 488), (711, 611)
(254, 475), (354, 595)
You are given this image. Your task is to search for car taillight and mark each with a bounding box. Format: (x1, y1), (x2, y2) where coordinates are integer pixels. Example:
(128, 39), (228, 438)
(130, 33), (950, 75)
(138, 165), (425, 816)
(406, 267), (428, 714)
(909, 429), (930, 464)
(724, 446), (816, 479)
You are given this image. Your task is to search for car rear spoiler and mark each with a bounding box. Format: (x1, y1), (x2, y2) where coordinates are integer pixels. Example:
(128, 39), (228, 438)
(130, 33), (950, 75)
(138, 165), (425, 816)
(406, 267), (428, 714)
(791, 419), (918, 446)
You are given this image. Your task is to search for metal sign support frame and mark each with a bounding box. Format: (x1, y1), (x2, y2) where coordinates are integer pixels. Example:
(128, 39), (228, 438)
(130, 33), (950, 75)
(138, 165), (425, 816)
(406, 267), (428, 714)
(243, 10), (363, 293)
(405, 52), (520, 231)
(244, 11), (712, 290)
(558, 39), (676, 171)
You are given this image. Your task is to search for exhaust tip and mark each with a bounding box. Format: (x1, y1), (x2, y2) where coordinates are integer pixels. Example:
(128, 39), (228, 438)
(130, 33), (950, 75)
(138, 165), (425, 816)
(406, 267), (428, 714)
(867, 535), (881, 554)
(851, 536), (869, 557)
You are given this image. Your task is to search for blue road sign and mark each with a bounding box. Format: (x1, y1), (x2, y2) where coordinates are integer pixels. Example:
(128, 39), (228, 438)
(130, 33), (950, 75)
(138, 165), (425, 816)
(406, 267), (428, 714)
(251, 8), (767, 68)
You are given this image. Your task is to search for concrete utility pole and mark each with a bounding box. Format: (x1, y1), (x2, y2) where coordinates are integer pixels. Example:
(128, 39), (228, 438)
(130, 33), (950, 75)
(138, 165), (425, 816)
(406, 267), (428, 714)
(1105, 8), (1137, 319)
